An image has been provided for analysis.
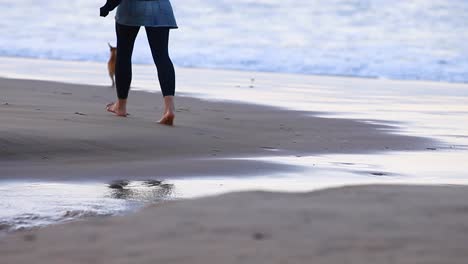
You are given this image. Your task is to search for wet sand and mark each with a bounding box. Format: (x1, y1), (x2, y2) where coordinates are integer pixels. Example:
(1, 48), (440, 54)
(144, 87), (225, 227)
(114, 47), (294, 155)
(2, 185), (468, 263)
(0, 77), (430, 180)
(0, 71), (465, 263)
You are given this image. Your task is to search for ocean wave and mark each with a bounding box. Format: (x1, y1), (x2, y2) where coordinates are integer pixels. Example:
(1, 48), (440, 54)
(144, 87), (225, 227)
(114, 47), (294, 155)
(0, 0), (467, 83)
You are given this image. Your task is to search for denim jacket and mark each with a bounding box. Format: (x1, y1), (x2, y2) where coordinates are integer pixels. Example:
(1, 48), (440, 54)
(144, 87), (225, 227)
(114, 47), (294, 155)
(101, 0), (178, 28)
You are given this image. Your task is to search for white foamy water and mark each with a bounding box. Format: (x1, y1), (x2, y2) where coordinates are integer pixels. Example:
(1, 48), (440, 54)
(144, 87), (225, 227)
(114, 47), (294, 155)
(0, 0), (467, 82)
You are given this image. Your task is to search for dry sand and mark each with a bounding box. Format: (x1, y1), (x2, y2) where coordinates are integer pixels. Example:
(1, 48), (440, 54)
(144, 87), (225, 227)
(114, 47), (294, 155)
(2, 185), (468, 264)
(0, 77), (429, 180)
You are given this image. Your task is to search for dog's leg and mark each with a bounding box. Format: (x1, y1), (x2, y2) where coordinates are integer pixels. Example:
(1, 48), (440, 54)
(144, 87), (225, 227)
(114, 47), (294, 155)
(110, 74), (115, 88)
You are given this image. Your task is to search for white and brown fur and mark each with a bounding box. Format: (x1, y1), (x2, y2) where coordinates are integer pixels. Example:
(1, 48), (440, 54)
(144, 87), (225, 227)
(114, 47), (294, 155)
(108, 43), (117, 87)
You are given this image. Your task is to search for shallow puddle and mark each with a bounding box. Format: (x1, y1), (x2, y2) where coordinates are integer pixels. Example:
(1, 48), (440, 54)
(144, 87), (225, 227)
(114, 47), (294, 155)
(170, 149), (468, 198)
(0, 180), (174, 233)
(2, 149), (467, 233)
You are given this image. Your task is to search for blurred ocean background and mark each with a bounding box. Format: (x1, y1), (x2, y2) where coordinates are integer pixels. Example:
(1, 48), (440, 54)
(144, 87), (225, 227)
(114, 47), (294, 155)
(0, 0), (467, 83)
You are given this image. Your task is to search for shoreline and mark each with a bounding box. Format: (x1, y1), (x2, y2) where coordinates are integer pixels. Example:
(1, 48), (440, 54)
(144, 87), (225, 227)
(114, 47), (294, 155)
(1, 54), (468, 86)
(2, 56), (468, 88)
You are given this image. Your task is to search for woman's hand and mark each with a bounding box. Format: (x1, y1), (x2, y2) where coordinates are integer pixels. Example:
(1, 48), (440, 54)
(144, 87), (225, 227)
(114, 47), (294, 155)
(100, 7), (110, 17)
(100, 0), (121, 17)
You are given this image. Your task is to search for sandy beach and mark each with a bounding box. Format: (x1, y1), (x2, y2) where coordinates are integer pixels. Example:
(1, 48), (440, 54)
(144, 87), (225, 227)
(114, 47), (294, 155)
(0, 71), (466, 263)
(0, 76), (429, 180)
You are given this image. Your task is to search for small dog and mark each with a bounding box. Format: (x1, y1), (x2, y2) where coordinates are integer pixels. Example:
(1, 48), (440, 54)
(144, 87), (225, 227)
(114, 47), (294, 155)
(107, 43), (117, 87)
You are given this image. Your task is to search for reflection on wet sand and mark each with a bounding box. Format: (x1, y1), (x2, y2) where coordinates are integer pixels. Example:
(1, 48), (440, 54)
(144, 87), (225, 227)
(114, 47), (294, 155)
(108, 180), (175, 202)
(0, 180), (176, 233)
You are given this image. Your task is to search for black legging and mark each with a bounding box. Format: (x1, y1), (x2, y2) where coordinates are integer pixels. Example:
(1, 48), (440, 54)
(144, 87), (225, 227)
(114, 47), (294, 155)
(115, 22), (175, 99)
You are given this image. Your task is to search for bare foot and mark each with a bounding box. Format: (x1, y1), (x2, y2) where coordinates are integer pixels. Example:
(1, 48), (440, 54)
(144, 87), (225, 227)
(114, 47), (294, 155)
(106, 102), (128, 117)
(158, 112), (175, 126)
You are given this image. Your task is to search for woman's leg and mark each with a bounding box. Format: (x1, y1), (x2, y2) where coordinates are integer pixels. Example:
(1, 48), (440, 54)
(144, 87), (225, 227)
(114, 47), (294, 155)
(109, 22), (140, 116)
(145, 27), (176, 125)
